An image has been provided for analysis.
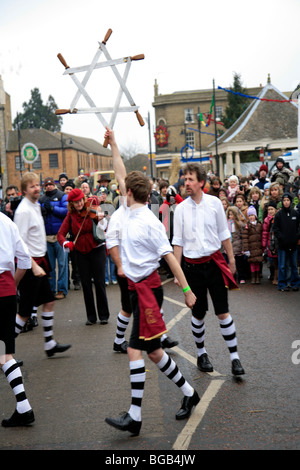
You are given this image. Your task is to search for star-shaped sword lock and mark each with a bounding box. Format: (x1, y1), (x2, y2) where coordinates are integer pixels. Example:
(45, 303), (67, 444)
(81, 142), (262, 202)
(55, 28), (145, 147)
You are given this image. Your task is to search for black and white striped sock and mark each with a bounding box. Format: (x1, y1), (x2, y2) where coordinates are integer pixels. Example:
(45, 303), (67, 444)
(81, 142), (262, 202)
(156, 351), (194, 397)
(15, 316), (26, 337)
(31, 305), (38, 319)
(191, 316), (206, 357)
(128, 359), (145, 422)
(114, 312), (130, 345)
(219, 315), (239, 361)
(42, 311), (56, 351)
(2, 359), (32, 414)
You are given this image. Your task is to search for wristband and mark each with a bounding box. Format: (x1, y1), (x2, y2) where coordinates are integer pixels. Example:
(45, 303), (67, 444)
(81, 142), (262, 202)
(183, 286), (191, 293)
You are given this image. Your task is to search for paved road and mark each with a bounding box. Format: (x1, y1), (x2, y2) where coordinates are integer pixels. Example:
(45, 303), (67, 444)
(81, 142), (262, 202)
(1, 266), (300, 452)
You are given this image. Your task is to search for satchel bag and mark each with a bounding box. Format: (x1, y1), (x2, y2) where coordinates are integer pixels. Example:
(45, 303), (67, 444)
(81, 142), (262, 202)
(92, 219), (106, 244)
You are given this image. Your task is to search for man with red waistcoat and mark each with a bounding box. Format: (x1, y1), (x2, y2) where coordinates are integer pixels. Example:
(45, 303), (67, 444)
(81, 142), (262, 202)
(173, 162), (245, 376)
(104, 127), (199, 436)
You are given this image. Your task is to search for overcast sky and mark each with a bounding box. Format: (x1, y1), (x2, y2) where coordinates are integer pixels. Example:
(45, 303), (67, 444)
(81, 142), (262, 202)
(0, 0), (299, 154)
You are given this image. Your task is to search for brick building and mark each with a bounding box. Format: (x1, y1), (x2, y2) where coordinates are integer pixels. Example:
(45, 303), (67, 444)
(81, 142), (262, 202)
(5, 128), (112, 190)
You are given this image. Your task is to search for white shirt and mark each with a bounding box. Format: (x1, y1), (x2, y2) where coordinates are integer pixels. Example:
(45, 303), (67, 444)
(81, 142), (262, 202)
(107, 202), (172, 283)
(0, 212), (31, 275)
(14, 197), (47, 257)
(172, 193), (230, 258)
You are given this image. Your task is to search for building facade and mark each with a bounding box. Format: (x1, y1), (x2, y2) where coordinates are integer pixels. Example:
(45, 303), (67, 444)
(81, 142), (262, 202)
(152, 77), (296, 180)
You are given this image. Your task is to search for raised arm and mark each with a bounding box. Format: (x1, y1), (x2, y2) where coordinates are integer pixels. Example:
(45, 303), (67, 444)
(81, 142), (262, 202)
(104, 127), (127, 196)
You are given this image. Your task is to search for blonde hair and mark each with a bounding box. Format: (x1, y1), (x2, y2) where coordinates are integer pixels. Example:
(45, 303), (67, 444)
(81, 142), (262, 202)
(248, 186), (262, 202)
(20, 172), (39, 194)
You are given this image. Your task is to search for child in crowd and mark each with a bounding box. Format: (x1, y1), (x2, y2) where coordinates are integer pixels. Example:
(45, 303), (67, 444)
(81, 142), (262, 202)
(226, 175), (239, 204)
(220, 196), (230, 212)
(258, 182), (270, 222)
(226, 206), (246, 284)
(247, 186), (262, 217)
(234, 194), (248, 223)
(262, 201), (278, 285)
(242, 205), (263, 284)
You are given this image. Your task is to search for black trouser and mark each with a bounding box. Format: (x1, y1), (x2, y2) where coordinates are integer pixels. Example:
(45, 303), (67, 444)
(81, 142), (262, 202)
(76, 245), (110, 322)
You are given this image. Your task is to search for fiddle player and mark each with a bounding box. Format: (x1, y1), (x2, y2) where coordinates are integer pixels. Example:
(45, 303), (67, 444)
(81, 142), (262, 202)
(57, 188), (110, 325)
(14, 172), (71, 358)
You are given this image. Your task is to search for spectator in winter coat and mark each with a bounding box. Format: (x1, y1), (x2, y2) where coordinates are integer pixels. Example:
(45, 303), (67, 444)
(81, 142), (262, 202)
(262, 201), (278, 285)
(271, 157), (295, 186)
(39, 177), (68, 299)
(273, 193), (300, 291)
(242, 205), (263, 284)
(253, 164), (270, 191)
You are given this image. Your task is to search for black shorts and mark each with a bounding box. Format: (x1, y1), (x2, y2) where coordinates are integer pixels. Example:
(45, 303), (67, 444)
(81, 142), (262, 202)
(18, 268), (55, 318)
(0, 296), (17, 355)
(183, 259), (229, 320)
(129, 286), (163, 354)
(116, 272), (132, 314)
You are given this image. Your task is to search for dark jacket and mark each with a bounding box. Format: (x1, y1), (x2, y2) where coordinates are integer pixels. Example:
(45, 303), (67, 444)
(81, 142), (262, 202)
(39, 189), (68, 236)
(273, 195), (300, 251)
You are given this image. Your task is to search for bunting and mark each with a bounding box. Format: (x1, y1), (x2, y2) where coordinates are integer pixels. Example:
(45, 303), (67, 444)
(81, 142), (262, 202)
(218, 86), (292, 103)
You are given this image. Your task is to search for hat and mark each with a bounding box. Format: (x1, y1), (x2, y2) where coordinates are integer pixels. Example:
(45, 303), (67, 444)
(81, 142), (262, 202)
(264, 182), (271, 190)
(67, 188), (84, 202)
(98, 186), (108, 194)
(59, 173), (68, 181)
(97, 173), (111, 183)
(259, 164), (268, 172)
(282, 192), (293, 203)
(276, 157), (284, 165)
(267, 201), (277, 209)
(247, 205), (257, 217)
(65, 180), (75, 189)
(44, 177), (55, 186)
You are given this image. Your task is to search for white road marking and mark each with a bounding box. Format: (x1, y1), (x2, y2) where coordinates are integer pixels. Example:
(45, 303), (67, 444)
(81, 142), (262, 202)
(164, 293), (226, 451)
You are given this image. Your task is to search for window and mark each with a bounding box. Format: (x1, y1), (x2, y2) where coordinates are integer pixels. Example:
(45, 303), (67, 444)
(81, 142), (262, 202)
(186, 132), (195, 148)
(215, 106), (223, 121)
(49, 153), (58, 168)
(15, 155), (25, 171)
(185, 108), (194, 123)
(32, 155), (42, 169)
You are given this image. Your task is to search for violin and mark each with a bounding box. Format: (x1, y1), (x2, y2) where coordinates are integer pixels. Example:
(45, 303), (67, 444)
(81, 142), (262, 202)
(79, 199), (99, 219)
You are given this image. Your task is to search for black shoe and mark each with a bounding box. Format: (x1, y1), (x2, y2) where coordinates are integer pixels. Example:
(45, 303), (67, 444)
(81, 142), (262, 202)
(32, 316), (38, 328)
(105, 412), (141, 436)
(113, 341), (128, 353)
(100, 319), (108, 325)
(16, 359), (23, 367)
(176, 390), (200, 420)
(292, 287), (299, 291)
(231, 358), (245, 376)
(74, 282), (81, 291)
(46, 343), (71, 358)
(86, 320), (97, 325)
(1, 409), (35, 427)
(161, 337), (179, 349)
(197, 353), (213, 372)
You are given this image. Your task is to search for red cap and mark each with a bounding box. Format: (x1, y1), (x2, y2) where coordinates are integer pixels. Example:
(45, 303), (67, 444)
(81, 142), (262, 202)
(67, 188), (84, 202)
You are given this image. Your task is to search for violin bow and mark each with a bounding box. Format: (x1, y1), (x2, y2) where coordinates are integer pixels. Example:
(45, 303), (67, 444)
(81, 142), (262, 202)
(73, 198), (94, 245)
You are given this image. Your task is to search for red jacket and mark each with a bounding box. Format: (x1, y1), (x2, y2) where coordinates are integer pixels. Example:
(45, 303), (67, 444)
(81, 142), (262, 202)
(58, 210), (99, 254)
